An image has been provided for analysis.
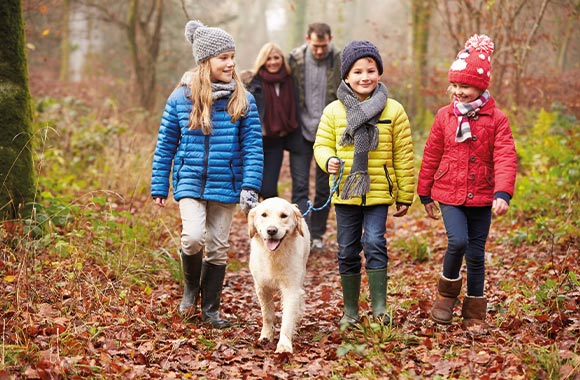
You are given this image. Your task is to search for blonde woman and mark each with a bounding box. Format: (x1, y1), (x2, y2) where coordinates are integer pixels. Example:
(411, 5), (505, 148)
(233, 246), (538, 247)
(151, 20), (263, 328)
(245, 42), (299, 200)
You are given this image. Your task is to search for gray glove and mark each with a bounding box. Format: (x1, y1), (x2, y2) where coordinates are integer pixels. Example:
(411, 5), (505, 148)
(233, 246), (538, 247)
(240, 189), (259, 214)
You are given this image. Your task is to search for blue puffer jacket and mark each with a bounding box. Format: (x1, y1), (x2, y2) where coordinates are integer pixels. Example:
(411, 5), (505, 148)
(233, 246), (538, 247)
(151, 85), (263, 203)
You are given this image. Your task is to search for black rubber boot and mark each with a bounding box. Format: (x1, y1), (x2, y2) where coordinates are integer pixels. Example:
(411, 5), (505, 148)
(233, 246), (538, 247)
(179, 250), (202, 316)
(201, 262), (231, 329)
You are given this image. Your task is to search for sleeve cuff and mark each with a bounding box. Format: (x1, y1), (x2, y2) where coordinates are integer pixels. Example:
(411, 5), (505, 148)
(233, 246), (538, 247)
(419, 195), (434, 204)
(494, 191), (511, 205)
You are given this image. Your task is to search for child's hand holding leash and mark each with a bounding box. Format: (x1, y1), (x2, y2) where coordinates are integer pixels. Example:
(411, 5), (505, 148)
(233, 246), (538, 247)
(327, 157), (341, 174)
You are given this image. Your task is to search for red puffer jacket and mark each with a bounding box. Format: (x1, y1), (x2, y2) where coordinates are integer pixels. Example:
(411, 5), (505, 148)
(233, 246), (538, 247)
(418, 97), (517, 206)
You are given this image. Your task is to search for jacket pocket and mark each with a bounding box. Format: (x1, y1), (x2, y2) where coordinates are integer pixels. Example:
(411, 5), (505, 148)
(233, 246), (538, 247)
(383, 165), (394, 197)
(229, 161), (237, 192)
(435, 163), (449, 180)
(176, 158), (185, 184)
(484, 166), (495, 187)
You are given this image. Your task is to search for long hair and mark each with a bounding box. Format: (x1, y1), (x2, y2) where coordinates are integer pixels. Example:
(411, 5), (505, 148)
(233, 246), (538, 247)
(187, 60), (248, 134)
(251, 42), (291, 75)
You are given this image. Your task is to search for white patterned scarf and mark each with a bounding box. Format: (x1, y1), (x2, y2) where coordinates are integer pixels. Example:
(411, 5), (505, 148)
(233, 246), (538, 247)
(453, 90), (490, 142)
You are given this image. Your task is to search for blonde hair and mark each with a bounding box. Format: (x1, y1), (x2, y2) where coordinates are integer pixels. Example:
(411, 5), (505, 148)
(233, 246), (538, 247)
(251, 42), (291, 75)
(186, 60), (248, 134)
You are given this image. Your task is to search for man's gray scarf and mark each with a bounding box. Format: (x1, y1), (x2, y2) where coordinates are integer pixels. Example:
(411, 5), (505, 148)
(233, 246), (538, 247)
(337, 81), (388, 199)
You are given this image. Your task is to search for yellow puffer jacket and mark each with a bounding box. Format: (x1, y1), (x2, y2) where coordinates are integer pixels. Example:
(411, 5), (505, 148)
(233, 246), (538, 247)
(314, 98), (415, 206)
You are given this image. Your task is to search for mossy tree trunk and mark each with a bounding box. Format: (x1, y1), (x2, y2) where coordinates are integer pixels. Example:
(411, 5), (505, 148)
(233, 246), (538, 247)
(0, 0), (36, 220)
(410, 0), (432, 131)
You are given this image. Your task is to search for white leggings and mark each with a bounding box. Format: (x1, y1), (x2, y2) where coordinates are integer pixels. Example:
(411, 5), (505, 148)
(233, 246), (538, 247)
(178, 198), (236, 266)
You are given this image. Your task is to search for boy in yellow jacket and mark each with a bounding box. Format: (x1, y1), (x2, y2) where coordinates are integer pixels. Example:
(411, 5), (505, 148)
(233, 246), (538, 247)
(314, 40), (415, 328)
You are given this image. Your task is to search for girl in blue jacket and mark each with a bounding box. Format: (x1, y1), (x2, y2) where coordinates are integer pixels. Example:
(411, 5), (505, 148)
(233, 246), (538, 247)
(151, 20), (263, 328)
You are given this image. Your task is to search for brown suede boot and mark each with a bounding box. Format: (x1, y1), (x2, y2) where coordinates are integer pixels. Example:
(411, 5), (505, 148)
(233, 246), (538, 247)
(461, 296), (487, 333)
(430, 275), (462, 325)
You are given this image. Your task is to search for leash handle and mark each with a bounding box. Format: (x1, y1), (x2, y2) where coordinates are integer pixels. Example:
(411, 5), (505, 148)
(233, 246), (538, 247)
(302, 159), (344, 218)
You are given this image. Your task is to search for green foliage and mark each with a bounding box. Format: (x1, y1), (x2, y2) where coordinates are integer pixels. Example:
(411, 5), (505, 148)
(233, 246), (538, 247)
(530, 343), (579, 380)
(392, 235), (430, 262)
(34, 96), (131, 190)
(335, 316), (421, 378)
(509, 106), (580, 244)
(5, 95), (170, 290)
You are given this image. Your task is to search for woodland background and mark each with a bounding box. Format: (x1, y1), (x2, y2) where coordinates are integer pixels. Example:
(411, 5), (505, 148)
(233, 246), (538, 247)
(1, 0), (579, 379)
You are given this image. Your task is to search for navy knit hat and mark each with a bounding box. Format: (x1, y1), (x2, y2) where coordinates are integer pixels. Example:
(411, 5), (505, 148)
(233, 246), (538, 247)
(184, 20), (236, 64)
(341, 40), (383, 79)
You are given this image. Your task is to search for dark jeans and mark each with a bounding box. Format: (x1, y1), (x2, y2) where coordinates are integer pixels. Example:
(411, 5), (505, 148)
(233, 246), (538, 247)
(260, 136), (284, 199)
(440, 203), (492, 297)
(335, 204), (389, 274)
(286, 131), (330, 240)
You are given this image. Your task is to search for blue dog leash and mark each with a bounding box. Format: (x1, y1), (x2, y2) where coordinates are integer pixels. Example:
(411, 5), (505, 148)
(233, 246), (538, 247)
(302, 160), (344, 217)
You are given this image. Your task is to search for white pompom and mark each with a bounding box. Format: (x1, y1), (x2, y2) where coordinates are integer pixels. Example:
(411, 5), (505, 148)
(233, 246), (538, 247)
(465, 34), (494, 55)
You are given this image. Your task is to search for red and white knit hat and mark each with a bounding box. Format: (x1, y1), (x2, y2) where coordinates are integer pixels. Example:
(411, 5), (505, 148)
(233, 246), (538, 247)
(448, 34), (494, 90)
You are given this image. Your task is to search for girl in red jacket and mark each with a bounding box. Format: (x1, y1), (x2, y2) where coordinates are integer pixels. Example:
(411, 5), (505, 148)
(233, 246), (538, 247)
(417, 34), (517, 333)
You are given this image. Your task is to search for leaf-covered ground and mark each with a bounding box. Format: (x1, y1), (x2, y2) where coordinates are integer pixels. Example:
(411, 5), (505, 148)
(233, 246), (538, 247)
(2, 192), (578, 379)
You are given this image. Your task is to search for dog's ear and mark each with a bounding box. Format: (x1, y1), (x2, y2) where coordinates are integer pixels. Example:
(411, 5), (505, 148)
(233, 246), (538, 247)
(292, 204), (304, 237)
(248, 208), (257, 238)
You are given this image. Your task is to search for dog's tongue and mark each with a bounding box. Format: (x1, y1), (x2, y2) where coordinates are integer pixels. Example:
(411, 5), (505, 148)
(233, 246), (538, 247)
(265, 238), (281, 251)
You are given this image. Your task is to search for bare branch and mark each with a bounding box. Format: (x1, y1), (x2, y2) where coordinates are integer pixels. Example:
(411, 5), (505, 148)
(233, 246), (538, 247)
(180, 0), (190, 20)
(521, 0), (551, 65)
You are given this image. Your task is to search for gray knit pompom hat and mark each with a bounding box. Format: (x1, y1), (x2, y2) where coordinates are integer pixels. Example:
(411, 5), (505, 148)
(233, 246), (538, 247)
(184, 20), (236, 64)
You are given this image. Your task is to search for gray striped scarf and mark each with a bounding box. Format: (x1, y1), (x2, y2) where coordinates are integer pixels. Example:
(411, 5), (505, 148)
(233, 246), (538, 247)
(337, 81), (388, 199)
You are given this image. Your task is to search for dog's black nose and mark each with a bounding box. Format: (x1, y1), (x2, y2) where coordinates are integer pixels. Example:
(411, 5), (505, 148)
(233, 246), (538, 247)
(267, 226), (278, 236)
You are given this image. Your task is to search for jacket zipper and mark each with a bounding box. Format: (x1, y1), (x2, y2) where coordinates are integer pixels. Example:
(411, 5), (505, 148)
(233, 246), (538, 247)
(383, 165), (394, 197)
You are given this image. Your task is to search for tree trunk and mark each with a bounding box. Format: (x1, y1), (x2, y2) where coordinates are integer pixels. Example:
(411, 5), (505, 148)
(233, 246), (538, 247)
(410, 0), (432, 130)
(0, 0), (36, 220)
(126, 0), (163, 111)
(556, 0), (580, 70)
(288, 0), (307, 50)
(59, 0), (71, 81)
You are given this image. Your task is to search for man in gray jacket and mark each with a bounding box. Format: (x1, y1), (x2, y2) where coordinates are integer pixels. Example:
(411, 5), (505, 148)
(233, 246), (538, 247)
(287, 22), (341, 251)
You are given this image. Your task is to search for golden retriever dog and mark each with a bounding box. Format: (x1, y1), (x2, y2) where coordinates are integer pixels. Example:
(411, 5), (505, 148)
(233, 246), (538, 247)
(247, 197), (310, 353)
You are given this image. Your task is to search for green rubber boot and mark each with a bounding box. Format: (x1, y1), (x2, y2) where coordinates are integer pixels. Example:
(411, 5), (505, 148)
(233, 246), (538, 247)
(339, 273), (361, 329)
(367, 268), (388, 323)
